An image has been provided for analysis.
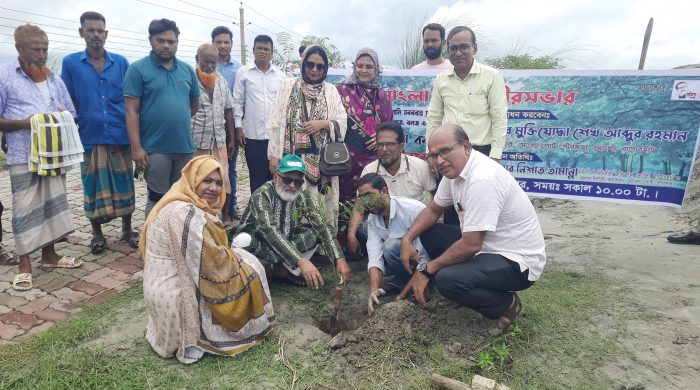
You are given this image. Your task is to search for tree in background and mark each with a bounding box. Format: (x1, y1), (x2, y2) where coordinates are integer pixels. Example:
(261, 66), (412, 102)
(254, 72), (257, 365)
(393, 13), (468, 69)
(299, 35), (345, 68)
(485, 54), (562, 69)
(273, 33), (346, 72)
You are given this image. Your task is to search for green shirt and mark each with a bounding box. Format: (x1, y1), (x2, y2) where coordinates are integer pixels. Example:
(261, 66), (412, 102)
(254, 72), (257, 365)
(236, 182), (343, 265)
(427, 60), (508, 159)
(123, 52), (199, 154)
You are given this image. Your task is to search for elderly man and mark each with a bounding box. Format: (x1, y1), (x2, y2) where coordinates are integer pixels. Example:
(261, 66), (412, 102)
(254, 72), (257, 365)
(232, 35), (286, 194)
(62, 11), (138, 254)
(0, 24), (83, 291)
(426, 26), (507, 160)
(354, 173), (431, 315)
(235, 154), (350, 289)
(124, 18), (199, 217)
(411, 23), (452, 70)
(191, 43), (235, 221)
(211, 26), (241, 219)
(399, 125), (546, 335)
(346, 121), (436, 257)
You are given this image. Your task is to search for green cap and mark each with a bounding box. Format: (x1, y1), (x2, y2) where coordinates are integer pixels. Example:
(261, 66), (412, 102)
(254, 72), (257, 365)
(276, 154), (306, 174)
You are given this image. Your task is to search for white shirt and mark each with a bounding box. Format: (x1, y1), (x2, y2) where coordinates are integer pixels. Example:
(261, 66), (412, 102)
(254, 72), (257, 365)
(361, 154), (436, 202)
(232, 63), (286, 140)
(433, 151), (547, 281)
(35, 80), (51, 102)
(411, 59), (453, 70)
(367, 196), (430, 274)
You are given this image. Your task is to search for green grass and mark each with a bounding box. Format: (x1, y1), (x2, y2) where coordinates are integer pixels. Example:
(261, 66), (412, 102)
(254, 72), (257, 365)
(0, 268), (641, 389)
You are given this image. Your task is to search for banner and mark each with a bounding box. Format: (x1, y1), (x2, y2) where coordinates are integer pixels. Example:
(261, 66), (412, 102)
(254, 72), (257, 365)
(327, 69), (700, 207)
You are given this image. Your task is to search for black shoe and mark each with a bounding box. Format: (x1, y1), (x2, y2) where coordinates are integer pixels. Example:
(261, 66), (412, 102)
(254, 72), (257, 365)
(667, 231), (700, 245)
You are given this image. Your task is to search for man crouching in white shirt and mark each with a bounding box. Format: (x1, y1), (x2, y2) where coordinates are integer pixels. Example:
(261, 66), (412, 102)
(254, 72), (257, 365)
(354, 173), (431, 315)
(398, 124), (547, 335)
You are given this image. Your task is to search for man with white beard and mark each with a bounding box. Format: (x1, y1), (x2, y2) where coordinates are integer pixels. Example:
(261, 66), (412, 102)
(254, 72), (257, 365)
(235, 154), (351, 289)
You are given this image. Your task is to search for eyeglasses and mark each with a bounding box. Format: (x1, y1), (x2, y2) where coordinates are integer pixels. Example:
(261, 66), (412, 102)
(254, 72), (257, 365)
(448, 44), (472, 53)
(426, 142), (464, 161)
(376, 141), (399, 150)
(303, 61), (327, 71)
(279, 175), (305, 187)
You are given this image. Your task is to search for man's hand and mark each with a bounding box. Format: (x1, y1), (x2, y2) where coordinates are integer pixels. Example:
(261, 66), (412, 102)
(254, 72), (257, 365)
(398, 272), (430, 307)
(227, 139), (236, 158)
(297, 258), (324, 289)
(269, 156), (280, 175)
(301, 120), (327, 135)
(132, 146), (149, 172)
(235, 127), (246, 147)
(346, 232), (363, 258)
(399, 238), (421, 274)
(365, 135), (377, 151)
(367, 288), (386, 315)
(335, 257), (351, 286)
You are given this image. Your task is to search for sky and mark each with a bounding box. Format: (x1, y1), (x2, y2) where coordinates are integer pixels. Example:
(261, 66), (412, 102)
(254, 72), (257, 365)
(0, 0), (698, 70)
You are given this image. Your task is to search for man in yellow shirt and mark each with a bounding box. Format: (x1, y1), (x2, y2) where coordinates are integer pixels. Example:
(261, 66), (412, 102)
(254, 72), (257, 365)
(426, 26), (507, 160)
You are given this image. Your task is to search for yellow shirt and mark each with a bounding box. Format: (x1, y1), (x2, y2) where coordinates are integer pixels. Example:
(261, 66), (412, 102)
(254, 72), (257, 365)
(426, 61), (508, 159)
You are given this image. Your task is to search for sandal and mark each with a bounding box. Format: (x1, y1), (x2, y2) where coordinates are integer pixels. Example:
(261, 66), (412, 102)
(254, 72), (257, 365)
(12, 273), (32, 291)
(90, 235), (107, 254)
(121, 231), (140, 248)
(41, 256), (84, 269)
(478, 293), (523, 336)
(0, 246), (18, 265)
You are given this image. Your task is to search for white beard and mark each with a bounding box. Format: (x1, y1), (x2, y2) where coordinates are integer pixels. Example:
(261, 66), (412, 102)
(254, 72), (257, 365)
(274, 184), (301, 202)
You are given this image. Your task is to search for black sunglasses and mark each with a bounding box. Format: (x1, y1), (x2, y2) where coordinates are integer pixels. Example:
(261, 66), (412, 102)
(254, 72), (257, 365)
(279, 175), (305, 187)
(303, 61), (327, 71)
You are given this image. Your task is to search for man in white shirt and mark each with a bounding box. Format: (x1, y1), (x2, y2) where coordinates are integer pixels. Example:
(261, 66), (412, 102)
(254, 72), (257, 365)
(411, 23), (452, 70)
(346, 122), (436, 257)
(232, 35), (286, 193)
(355, 173), (430, 315)
(399, 124), (546, 335)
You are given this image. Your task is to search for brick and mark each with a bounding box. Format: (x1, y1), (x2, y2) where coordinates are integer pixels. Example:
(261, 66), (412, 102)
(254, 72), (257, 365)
(16, 295), (60, 315)
(86, 288), (118, 304)
(0, 305), (11, 315)
(22, 321), (55, 338)
(35, 309), (71, 322)
(121, 256), (144, 268)
(0, 294), (27, 309)
(51, 287), (91, 303)
(66, 280), (104, 296)
(53, 266), (90, 279)
(92, 276), (124, 289)
(31, 272), (61, 288)
(107, 260), (142, 275)
(107, 239), (137, 255)
(33, 274), (78, 293)
(0, 311), (44, 330)
(82, 268), (115, 284)
(0, 322), (25, 340)
(80, 261), (102, 272)
(6, 286), (47, 301)
(49, 299), (81, 314)
(114, 283), (133, 293)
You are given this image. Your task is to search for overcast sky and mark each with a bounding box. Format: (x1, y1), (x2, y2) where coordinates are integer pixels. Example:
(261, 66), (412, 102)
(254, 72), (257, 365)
(0, 0), (698, 70)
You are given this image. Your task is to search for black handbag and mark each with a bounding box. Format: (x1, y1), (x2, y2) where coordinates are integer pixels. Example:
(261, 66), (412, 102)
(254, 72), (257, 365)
(320, 120), (351, 176)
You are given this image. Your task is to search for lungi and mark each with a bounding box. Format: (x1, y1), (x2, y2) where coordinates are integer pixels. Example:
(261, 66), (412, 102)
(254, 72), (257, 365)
(80, 145), (136, 223)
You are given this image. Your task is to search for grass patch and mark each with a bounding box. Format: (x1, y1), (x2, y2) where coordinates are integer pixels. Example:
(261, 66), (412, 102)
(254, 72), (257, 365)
(0, 268), (640, 389)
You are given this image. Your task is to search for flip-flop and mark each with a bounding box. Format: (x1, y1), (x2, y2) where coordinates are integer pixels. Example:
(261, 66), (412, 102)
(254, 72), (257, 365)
(0, 247), (18, 265)
(41, 256), (83, 269)
(121, 231), (140, 248)
(90, 235), (107, 254)
(12, 273), (32, 291)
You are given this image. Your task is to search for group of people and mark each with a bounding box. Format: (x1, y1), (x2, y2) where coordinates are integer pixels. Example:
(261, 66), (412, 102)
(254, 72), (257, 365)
(0, 13), (548, 364)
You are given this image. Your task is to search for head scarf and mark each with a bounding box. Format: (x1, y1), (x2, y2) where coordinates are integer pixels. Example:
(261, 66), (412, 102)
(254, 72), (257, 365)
(343, 47), (382, 88)
(301, 45), (329, 88)
(138, 155), (225, 254)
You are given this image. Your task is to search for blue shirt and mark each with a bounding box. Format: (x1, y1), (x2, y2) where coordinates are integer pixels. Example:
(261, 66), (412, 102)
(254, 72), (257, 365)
(216, 57), (241, 95)
(61, 50), (130, 148)
(123, 52), (200, 154)
(0, 60), (76, 165)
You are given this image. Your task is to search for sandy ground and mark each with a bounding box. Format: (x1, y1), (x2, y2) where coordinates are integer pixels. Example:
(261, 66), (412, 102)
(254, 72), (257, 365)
(85, 159), (700, 389)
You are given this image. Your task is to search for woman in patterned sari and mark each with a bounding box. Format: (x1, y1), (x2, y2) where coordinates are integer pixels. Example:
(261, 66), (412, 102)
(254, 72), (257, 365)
(336, 48), (394, 202)
(267, 45), (347, 229)
(139, 155), (274, 364)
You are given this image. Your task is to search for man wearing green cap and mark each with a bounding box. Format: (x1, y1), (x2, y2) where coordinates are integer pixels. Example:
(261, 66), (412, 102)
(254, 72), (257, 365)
(236, 154), (351, 289)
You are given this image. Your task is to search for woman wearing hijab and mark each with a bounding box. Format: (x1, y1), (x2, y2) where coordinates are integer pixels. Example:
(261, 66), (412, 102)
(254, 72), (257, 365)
(336, 48), (394, 202)
(267, 45), (347, 229)
(139, 155), (274, 364)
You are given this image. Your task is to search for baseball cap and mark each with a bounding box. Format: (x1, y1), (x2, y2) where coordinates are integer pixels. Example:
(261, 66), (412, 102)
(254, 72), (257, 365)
(276, 154), (306, 174)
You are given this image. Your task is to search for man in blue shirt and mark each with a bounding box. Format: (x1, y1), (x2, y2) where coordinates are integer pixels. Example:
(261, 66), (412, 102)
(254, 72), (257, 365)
(62, 11), (138, 254)
(212, 26), (241, 220)
(124, 18), (200, 217)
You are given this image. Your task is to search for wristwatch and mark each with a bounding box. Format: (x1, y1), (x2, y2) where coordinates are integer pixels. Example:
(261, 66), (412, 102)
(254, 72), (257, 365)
(416, 262), (434, 278)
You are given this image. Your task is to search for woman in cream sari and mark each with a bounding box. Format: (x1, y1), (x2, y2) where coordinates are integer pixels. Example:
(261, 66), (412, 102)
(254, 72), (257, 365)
(139, 155), (274, 364)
